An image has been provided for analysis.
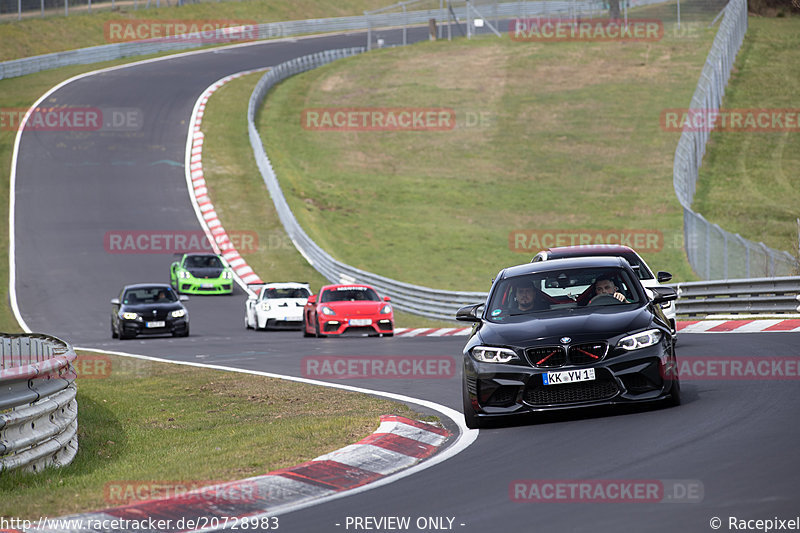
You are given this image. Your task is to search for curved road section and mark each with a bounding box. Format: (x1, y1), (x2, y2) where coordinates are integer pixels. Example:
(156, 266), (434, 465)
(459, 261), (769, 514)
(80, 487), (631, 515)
(11, 27), (800, 533)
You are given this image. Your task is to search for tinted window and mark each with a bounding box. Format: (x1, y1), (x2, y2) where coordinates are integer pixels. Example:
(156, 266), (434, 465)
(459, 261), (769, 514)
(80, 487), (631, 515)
(185, 255), (223, 268)
(262, 287), (311, 300)
(320, 287), (380, 302)
(124, 287), (178, 304)
(486, 267), (640, 321)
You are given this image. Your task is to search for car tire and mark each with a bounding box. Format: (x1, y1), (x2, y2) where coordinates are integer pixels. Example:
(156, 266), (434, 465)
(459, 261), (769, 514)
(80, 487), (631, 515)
(111, 321), (118, 339)
(302, 317), (313, 337)
(462, 378), (483, 429)
(173, 326), (189, 338)
(245, 314), (252, 329)
(119, 330), (132, 340)
(664, 375), (682, 407)
(314, 318), (325, 338)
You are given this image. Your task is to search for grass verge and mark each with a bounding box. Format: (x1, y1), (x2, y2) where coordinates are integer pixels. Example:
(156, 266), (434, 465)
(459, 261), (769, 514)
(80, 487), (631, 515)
(257, 20), (721, 291)
(692, 16), (800, 258)
(0, 351), (430, 519)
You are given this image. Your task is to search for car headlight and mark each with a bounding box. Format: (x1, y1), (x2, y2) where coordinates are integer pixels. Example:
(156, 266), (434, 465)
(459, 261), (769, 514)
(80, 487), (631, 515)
(470, 346), (519, 363)
(320, 306), (335, 316)
(171, 309), (186, 318)
(618, 329), (662, 351)
(222, 270), (233, 279)
(179, 271), (191, 279)
(261, 303), (271, 312)
(380, 304), (392, 314)
(121, 312), (139, 320)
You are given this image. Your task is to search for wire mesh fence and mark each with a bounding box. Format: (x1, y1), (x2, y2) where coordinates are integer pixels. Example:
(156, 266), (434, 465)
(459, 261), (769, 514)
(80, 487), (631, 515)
(672, 0), (799, 279)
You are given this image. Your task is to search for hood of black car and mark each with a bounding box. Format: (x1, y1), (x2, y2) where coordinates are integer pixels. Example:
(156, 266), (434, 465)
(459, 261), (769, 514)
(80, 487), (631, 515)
(477, 306), (653, 347)
(123, 303), (184, 313)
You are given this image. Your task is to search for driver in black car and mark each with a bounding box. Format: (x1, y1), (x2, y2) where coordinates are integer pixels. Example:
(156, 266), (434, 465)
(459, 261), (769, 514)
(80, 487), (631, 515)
(589, 276), (630, 304)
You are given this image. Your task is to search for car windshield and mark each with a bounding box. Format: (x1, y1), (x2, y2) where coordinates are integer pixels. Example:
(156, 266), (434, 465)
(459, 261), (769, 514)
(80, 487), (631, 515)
(320, 287), (380, 302)
(262, 287), (311, 300)
(185, 255), (223, 268)
(486, 267), (640, 322)
(124, 287), (178, 304)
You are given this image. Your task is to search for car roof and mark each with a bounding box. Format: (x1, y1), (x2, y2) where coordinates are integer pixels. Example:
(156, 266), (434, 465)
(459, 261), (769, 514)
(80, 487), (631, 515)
(320, 284), (376, 291)
(122, 283), (173, 290)
(499, 256), (629, 280)
(262, 282), (310, 288)
(540, 244), (638, 258)
(183, 252), (219, 258)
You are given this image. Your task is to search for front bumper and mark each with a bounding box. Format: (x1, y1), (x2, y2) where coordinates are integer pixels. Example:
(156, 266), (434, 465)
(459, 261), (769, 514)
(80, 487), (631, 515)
(463, 343), (676, 419)
(119, 317), (188, 337)
(177, 279), (233, 294)
(318, 315), (394, 336)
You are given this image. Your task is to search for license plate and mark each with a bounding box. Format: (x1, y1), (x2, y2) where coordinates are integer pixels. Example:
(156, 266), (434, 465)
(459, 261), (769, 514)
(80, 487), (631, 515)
(349, 318), (372, 326)
(201, 283), (214, 289)
(543, 368), (596, 385)
(146, 321), (166, 328)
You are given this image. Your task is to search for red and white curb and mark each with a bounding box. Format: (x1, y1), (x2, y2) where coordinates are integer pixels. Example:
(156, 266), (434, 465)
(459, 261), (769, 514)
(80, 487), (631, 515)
(394, 319), (800, 337)
(394, 327), (472, 337)
(28, 416), (451, 533)
(676, 318), (800, 333)
(185, 70), (269, 290)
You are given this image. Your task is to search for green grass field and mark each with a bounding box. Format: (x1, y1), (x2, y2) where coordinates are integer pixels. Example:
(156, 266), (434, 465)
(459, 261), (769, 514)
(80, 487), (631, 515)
(0, 352), (427, 518)
(0, 0), (387, 61)
(257, 24), (720, 292)
(692, 17), (800, 257)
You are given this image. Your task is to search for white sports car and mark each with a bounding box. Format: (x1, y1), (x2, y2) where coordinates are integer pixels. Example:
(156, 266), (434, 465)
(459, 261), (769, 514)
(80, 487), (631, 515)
(245, 282), (311, 330)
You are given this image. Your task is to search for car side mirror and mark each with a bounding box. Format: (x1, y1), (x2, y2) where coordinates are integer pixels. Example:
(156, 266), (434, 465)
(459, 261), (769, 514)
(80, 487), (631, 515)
(307, 294), (317, 304)
(384, 296), (391, 302)
(657, 271), (673, 283)
(111, 298), (120, 305)
(456, 303), (483, 322)
(179, 295), (189, 301)
(650, 286), (677, 304)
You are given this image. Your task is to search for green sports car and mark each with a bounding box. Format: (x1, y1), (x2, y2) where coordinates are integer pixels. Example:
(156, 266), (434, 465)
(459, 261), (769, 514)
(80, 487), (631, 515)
(170, 253), (234, 295)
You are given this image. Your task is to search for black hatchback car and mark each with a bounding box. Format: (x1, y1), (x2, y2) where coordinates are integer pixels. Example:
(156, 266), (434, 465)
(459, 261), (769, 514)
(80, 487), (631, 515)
(111, 283), (189, 339)
(456, 256), (679, 429)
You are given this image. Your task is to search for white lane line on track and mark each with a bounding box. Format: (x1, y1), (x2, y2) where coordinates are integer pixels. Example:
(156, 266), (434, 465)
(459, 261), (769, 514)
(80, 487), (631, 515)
(75, 346), (479, 526)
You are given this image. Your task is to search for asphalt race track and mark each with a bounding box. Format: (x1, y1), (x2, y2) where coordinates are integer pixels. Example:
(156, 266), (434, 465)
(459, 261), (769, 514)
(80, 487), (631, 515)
(12, 25), (800, 533)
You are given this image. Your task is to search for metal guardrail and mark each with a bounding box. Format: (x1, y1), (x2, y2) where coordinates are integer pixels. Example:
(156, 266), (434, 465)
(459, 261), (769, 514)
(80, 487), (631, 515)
(0, 334), (78, 473)
(672, 0), (799, 279)
(671, 277), (800, 317)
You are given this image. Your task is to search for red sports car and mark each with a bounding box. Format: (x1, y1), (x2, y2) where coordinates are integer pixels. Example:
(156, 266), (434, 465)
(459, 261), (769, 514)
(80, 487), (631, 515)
(303, 284), (394, 337)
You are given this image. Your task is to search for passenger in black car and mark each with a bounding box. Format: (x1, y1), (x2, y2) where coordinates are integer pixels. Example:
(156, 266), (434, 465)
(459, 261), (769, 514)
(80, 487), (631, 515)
(511, 279), (550, 313)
